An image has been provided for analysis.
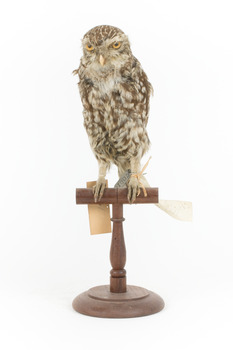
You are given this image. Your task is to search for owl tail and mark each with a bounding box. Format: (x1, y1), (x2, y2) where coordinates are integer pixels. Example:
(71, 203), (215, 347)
(139, 175), (193, 222)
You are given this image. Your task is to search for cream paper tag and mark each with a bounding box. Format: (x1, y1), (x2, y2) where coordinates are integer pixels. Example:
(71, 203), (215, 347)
(138, 174), (193, 222)
(156, 200), (193, 221)
(86, 181), (112, 235)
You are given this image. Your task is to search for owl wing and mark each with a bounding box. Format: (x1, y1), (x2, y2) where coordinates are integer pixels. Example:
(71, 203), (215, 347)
(120, 56), (153, 127)
(73, 61), (94, 111)
(131, 57), (153, 127)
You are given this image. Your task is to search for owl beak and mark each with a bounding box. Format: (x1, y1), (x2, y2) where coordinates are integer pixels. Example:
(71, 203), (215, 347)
(99, 55), (105, 66)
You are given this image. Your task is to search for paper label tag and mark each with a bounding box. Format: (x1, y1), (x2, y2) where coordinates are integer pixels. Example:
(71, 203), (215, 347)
(86, 181), (112, 235)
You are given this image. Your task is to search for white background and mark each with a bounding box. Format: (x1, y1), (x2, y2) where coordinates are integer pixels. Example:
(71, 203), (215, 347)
(0, 0), (233, 349)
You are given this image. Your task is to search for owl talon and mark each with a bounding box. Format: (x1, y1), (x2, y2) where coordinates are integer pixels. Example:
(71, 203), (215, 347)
(93, 177), (106, 202)
(127, 177), (140, 204)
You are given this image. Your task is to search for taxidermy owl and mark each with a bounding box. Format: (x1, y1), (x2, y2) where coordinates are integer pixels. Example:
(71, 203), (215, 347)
(74, 25), (153, 203)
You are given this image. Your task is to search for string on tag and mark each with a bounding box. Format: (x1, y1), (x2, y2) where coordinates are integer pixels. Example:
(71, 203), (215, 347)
(130, 156), (152, 197)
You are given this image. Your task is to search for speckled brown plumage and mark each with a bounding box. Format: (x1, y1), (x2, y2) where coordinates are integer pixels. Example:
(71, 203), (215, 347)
(74, 25), (153, 202)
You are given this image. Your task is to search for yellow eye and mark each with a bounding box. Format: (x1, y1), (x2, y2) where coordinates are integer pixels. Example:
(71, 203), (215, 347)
(113, 42), (121, 49)
(86, 44), (94, 51)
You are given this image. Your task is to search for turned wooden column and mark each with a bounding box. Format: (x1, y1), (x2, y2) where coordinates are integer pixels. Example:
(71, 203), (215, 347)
(110, 204), (126, 293)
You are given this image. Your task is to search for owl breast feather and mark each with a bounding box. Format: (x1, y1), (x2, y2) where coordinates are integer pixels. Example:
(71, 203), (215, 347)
(80, 68), (150, 161)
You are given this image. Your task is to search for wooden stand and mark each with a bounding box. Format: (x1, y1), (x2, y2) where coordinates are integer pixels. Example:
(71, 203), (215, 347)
(72, 188), (165, 318)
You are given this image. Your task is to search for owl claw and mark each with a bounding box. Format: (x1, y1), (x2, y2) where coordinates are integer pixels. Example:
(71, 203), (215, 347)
(93, 177), (106, 202)
(127, 177), (140, 204)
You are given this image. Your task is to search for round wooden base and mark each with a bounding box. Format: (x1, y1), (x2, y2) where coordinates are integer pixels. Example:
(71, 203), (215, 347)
(72, 285), (165, 318)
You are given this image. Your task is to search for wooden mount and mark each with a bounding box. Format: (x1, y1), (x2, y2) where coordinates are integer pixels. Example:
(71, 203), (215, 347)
(72, 187), (165, 318)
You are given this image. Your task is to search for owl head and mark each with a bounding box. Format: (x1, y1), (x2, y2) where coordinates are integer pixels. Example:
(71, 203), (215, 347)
(81, 25), (132, 71)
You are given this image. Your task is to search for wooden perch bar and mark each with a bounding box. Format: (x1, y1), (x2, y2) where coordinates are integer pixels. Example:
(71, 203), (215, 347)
(76, 187), (159, 205)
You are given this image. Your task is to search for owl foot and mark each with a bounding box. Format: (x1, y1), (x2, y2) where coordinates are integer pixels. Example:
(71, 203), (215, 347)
(127, 176), (140, 204)
(93, 177), (106, 202)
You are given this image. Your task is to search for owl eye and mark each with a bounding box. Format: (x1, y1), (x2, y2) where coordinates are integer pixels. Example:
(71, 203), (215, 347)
(86, 44), (94, 51)
(112, 42), (121, 49)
